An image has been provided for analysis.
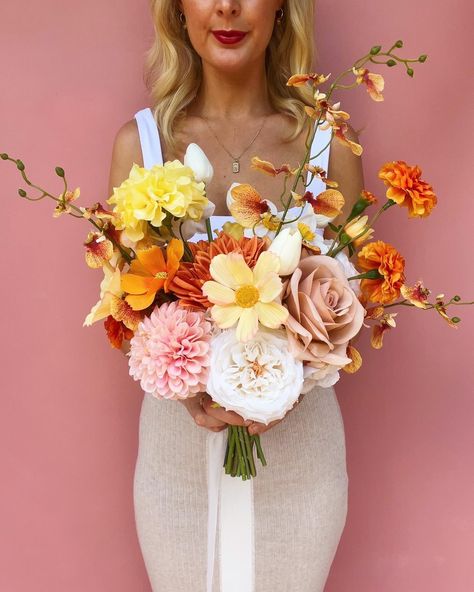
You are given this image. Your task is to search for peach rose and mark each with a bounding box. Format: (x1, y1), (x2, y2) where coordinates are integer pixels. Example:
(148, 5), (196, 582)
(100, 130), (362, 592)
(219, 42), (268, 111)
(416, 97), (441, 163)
(283, 255), (366, 389)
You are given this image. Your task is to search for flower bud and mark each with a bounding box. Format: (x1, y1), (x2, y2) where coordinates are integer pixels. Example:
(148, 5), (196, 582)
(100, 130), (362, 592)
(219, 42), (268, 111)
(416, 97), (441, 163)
(268, 227), (302, 276)
(343, 215), (374, 248)
(370, 45), (382, 55)
(0, 153), (8, 160)
(387, 59), (397, 67)
(18, 188), (27, 197)
(418, 54), (427, 62)
(452, 317), (461, 323)
(395, 39), (403, 48)
(407, 68), (414, 77)
(184, 142), (214, 184)
(55, 166), (65, 177)
(453, 295), (461, 302)
(16, 159), (25, 171)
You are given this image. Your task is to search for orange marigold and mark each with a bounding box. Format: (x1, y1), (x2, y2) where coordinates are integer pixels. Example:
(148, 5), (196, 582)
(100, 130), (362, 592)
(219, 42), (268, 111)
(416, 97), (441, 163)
(170, 231), (268, 309)
(378, 160), (437, 218)
(357, 240), (406, 304)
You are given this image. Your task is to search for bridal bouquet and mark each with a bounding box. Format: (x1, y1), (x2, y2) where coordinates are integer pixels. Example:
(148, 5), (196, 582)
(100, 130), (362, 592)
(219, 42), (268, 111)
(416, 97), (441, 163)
(3, 40), (472, 479)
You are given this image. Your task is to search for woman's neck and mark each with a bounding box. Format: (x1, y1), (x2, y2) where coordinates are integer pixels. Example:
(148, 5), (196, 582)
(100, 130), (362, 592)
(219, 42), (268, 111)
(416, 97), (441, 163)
(188, 61), (274, 122)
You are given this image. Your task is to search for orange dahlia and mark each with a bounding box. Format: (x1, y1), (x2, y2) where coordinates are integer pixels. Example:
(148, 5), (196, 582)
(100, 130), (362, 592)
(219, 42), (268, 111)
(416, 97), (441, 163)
(170, 231), (268, 309)
(357, 240), (406, 304)
(378, 160), (437, 218)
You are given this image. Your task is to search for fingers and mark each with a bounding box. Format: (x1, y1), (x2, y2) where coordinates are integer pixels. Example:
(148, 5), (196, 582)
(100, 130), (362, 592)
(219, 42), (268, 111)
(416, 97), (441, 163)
(201, 393), (252, 427)
(184, 396), (228, 432)
(248, 418), (281, 436)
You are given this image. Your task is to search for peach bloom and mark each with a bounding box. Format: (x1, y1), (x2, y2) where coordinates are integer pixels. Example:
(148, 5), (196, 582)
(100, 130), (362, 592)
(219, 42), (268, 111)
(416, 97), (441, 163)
(343, 344), (363, 373)
(286, 72), (331, 87)
(283, 255), (366, 388)
(170, 232), (268, 309)
(104, 316), (134, 349)
(202, 252), (288, 342)
(357, 241), (406, 304)
(84, 231), (114, 269)
(378, 160), (437, 217)
(250, 156), (297, 177)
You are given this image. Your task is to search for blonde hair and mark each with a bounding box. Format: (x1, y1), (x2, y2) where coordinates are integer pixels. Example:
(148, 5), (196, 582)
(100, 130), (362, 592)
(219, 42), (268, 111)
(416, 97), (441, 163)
(144, 1), (317, 158)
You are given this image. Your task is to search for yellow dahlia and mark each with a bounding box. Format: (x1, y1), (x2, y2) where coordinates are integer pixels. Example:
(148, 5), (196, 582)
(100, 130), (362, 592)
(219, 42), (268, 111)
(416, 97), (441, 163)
(202, 251), (288, 342)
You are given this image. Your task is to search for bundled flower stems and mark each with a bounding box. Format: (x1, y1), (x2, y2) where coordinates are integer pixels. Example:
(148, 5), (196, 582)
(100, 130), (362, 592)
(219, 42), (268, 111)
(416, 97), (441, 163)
(3, 40), (473, 480)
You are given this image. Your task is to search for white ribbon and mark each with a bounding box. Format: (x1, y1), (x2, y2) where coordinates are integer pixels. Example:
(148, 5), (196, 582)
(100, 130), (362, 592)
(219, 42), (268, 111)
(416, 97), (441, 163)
(206, 430), (254, 592)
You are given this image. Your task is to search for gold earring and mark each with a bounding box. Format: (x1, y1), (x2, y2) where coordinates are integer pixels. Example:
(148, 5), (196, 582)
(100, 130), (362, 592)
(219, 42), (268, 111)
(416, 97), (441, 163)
(276, 8), (284, 24)
(179, 11), (187, 29)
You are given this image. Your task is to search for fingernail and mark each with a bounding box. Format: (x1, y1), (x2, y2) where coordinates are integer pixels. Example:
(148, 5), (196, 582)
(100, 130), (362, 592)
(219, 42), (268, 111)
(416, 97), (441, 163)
(243, 420), (252, 426)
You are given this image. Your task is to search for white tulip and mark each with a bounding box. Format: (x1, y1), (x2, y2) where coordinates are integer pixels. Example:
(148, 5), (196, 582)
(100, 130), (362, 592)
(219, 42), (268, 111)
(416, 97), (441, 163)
(268, 227), (302, 275)
(184, 143), (214, 184)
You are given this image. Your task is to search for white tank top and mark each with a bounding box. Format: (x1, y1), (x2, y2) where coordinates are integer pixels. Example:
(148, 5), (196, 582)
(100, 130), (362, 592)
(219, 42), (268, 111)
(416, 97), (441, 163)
(134, 107), (331, 240)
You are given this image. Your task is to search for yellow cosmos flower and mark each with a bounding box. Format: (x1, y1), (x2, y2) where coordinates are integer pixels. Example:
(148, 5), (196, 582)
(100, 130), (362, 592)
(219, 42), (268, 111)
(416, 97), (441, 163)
(107, 161), (208, 242)
(202, 251), (289, 342)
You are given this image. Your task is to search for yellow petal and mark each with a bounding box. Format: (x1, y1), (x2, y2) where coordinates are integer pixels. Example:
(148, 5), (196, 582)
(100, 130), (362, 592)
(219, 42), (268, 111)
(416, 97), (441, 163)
(210, 253), (252, 288)
(202, 281), (236, 305)
(235, 308), (259, 342)
(258, 274), (283, 303)
(252, 251), (280, 285)
(211, 304), (242, 329)
(254, 301), (288, 329)
(124, 292), (156, 311)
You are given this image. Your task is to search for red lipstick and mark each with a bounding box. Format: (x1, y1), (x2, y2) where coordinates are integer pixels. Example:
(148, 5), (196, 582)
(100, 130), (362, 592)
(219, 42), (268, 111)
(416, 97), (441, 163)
(212, 30), (247, 45)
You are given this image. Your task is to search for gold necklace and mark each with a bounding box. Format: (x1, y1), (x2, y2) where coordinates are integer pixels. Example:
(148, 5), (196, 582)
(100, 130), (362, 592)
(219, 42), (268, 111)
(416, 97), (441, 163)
(202, 114), (268, 173)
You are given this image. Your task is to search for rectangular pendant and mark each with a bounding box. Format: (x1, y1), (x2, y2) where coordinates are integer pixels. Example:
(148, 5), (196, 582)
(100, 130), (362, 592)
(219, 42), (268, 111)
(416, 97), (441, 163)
(232, 160), (240, 173)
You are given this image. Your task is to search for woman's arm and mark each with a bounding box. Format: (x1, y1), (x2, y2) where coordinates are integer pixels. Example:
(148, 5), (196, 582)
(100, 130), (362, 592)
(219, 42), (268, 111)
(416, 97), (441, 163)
(324, 123), (365, 242)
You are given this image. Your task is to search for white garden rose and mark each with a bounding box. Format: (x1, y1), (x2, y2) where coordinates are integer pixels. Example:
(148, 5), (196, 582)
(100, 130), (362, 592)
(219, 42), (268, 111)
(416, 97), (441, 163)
(206, 327), (304, 424)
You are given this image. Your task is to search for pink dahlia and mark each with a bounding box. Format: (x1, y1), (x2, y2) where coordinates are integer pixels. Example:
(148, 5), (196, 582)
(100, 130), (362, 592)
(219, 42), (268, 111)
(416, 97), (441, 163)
(128, 301), (212, 400)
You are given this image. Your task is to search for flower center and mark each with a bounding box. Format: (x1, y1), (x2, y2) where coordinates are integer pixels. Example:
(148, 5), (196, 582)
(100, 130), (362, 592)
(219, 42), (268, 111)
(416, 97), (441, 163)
(155, 271), (168, 279)
(250, 360), (266, 377)
(235, 285), (260, 308)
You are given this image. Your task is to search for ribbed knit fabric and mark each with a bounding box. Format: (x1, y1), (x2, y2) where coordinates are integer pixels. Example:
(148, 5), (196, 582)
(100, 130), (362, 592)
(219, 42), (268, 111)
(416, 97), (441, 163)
(132, 108), (349, 591)
(134, 387), (348, 591)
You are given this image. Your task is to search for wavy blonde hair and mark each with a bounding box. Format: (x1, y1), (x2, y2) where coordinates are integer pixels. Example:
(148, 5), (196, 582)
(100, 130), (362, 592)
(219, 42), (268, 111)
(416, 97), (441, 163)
(144, 0), (317, 158)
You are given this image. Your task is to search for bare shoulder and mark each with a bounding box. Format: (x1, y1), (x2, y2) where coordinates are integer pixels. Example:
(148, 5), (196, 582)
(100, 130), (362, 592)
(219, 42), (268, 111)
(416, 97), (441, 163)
(107, 119), (143, 196)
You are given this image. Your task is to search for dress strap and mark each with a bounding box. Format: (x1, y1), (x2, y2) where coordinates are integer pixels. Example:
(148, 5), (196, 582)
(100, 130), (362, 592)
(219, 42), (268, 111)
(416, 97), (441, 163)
(134, 107), (164, 168)
(305, 121), (332, 197)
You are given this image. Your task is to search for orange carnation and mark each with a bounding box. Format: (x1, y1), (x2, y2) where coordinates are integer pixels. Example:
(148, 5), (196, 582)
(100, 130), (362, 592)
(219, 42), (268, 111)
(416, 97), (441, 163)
(357, 240), (405, 304)
(170, 232), (268, 309)
(378, 160), (437, 218)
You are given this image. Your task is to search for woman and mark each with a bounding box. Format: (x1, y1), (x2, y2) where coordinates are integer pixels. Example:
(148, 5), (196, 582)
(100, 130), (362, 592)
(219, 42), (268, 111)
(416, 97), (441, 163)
(108, 1), (364, 591)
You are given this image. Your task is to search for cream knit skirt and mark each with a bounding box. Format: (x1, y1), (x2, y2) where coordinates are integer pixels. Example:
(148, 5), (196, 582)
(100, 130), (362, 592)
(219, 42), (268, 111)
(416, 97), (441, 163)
(133, 385), (348, 592)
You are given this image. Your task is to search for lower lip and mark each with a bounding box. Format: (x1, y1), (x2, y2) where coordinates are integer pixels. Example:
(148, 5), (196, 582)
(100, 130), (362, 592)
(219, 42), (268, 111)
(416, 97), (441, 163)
(212, 32), (247, 45)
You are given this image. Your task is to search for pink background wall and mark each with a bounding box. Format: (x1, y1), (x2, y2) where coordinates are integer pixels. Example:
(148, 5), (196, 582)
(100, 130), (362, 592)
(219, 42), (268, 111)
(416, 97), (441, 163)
(1, 1), (472, 590)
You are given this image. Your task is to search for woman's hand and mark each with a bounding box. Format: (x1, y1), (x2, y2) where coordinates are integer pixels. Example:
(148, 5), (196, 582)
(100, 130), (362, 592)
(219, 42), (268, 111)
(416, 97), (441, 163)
(179, 394), (228, 433)
(200, 393), (253, 428)
(247, 394), (305, 436)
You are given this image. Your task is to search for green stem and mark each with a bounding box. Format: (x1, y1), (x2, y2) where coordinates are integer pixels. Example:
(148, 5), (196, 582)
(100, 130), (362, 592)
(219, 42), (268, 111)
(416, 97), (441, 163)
(224, 426), (236, 474)
(242, 427), (256, 478)
(237, 427), (251, 479)
(254, 435), (267, 466)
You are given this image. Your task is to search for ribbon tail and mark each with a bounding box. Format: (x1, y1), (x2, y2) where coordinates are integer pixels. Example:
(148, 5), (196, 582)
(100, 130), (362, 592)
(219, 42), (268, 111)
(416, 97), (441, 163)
(206, 430), (227, 592)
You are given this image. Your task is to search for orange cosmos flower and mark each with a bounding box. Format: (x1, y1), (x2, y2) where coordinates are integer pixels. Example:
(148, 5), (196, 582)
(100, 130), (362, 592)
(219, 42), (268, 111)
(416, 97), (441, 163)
(357, 240), (406, 304)
(378, 160), (437, 218)
(229, 183), (270, 228)
(170, 232), (268, 309)
(352, 67), (385, 101)
(121, 238), (184, 311)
